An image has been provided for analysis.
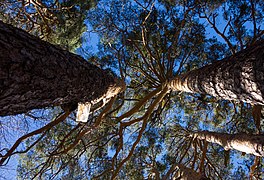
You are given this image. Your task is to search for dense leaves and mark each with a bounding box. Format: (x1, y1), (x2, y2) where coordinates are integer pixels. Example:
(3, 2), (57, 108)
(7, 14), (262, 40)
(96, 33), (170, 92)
(0, 0), (98, 51)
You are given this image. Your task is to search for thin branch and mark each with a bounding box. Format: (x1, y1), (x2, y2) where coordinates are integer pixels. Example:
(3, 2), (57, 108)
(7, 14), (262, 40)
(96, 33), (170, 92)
(111, 87), (168, 179)
(50, 96), (117, 156)
(249, 156), (260, 180)
(162, 138), (194, 179)
(198, 140), (208, 174)
(202, 13), (236, 54)
(0, 111), (71, 166)
(117, 86), (162, 121)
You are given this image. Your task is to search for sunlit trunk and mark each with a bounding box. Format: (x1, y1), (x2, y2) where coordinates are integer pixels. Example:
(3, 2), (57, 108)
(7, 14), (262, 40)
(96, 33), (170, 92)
(191, 131), (264, 156)
(0, 21), (125, 116)
(168, 40), (264, 105)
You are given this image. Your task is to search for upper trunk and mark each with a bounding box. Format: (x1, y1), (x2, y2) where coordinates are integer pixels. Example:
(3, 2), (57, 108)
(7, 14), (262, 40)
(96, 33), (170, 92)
(0, 21), (125, 116)
(168, 40), (264, 105)
(191, 131), (264, 157)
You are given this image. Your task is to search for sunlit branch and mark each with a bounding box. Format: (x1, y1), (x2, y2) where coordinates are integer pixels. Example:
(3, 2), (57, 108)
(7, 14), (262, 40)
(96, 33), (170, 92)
(117, 86), (162, 121)
(141, 2), (155, 25)
(166, 9), (191, 78)
(111, 87), (168, 179)
(141, 28), (165, 82)
(249, 156), (260, 180)
(141, 27), (166, 81)
(49, 97), (117, 156)
(133, 64), (159, 85)
(132, 39), (161, 81)
(152, 48), (166, 81)
(107, 95), (125, 116)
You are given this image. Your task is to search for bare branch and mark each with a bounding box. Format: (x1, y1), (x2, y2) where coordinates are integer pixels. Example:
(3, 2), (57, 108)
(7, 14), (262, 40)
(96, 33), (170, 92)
(0, 111), (71, 166)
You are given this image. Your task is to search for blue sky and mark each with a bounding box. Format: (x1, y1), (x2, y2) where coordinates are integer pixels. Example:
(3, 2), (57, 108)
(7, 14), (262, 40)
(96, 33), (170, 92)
(1, 1), (263, 179)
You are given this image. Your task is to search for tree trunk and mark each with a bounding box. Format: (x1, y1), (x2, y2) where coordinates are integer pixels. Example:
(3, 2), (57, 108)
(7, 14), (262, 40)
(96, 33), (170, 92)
(0, 21), (125, 116)
(191, 131), (264, 157)
(168, 40), (264, 105)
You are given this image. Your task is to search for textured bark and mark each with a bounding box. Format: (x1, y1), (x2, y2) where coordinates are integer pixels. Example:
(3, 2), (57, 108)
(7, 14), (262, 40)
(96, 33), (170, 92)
(0, 21), (125, 116)
(191, 131), (264, 157)
(168, 40), (264, 105)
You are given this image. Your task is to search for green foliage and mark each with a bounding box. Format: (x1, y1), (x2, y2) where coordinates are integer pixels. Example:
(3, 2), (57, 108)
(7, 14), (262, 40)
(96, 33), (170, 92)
(1, 0), (263, 179)
(0, 0), (98, 51)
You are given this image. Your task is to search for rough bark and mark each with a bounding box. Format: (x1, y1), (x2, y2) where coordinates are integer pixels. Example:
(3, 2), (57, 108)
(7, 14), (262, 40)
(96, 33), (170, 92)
(168, 40), (264, 105)
(191, 131), (264, 157)
(0, 21), (125, 116)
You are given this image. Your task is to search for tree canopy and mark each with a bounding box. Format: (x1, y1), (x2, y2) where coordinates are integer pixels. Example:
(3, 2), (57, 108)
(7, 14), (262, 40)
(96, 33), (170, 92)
(0, 0), (264, 179)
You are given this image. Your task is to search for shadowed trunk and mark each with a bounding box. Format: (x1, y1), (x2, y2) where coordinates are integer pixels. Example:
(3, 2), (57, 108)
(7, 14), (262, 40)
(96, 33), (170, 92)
(0, 21), (125, 116)
(168, 40), (264, 105)
(191, 131), (264, 157)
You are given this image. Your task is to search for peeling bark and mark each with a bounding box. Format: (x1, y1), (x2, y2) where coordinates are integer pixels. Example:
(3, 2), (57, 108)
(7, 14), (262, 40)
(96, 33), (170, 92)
(0, 21), (125, 116)
(168, 40), (264, 105)
(191, 131), (264, 157)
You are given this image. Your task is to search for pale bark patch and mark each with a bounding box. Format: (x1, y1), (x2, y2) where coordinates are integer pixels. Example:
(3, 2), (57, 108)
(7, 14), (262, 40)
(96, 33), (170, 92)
(191, 131), (264, 157)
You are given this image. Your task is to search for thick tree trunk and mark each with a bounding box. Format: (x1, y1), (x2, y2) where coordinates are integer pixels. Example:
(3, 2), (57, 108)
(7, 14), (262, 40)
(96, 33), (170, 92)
(168, 40), (264, 105)
(191, 131), (264, 157)
(0, 21), (125, 116)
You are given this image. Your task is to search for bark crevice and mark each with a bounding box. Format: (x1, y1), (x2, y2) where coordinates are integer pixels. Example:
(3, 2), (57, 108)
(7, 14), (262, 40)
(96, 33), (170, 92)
(0, 21), (125, 116)
(168, 40), (264, 105)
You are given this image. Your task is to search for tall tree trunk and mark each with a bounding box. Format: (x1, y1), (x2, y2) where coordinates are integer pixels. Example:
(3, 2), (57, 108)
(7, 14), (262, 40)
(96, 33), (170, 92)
(190, 131), (264, 157)
(0, 21), (125, 116)
(168, 40), (264, 105)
